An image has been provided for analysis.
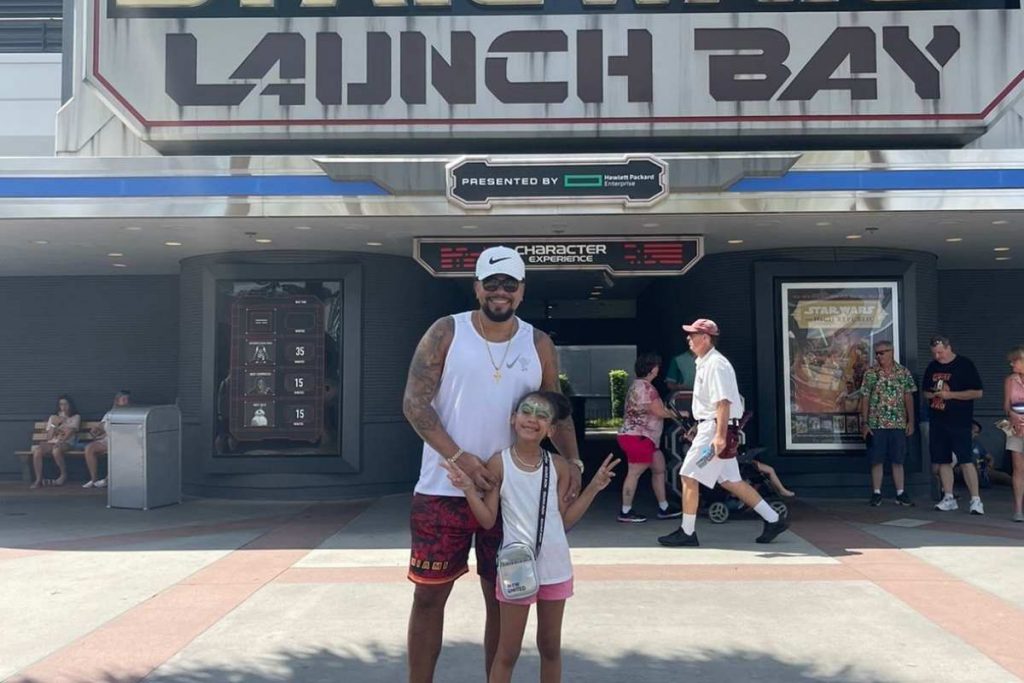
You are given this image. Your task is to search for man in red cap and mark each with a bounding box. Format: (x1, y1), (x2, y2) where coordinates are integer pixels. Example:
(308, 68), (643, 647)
(658, 319), (790, 547)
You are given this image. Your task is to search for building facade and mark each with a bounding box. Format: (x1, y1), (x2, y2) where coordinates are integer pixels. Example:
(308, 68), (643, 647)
(0, 0), (1022, 498)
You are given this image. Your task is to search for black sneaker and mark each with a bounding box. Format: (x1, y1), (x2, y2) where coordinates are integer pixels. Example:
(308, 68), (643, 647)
(895, 492), (915, 507)
(656, 504), (683, 520)
(755, 513), (790, 544)
(617, 510), (648, 523)
(869, 493), (883, 507)
(657, 528), (700, 547)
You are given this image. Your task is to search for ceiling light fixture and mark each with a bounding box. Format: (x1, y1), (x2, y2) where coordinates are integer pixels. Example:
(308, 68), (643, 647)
(293, 225), (312, 231)
(944, 238), (963, 243)
(727, 239), (744, 245)
(31, 240), (49, 245)
(992, 220), (1009, 225)
(255, 238), (273, 244)
(642, 222), (660, 228)
(461, 225), (479, 230)
(994, 247), (1011, 252)
(845, 234), (863, 240)
(164, 241), (182, 247)
(107, 252), (124, 257)
(112, 263), (128, 268)
(815, 221), (831, 227)
(996, 256), (1012, 261)
(366, 241), (383, 246)
(123, 226), (142, 232)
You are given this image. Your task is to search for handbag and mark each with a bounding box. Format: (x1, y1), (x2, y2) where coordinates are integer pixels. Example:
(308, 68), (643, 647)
(718, 411), (753, 460)
(496, 451), (550, 601)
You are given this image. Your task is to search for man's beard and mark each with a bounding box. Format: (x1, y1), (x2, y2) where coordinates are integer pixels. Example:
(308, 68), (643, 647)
(481, 300), (516, 323)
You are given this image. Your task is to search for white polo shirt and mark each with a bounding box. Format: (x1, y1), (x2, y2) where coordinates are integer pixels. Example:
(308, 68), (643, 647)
(692, 348), (744, 421)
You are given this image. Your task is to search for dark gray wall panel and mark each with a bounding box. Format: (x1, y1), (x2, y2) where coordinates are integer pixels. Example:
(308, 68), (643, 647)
(0, 275), (179, 478)
(938, 269), (1024, 416)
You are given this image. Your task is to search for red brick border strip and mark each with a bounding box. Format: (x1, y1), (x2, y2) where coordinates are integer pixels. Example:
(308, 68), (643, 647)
(8, 501), (371, 683)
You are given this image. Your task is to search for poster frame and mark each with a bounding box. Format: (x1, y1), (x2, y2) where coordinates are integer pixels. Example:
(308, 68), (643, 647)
(780, 280), (902, 453)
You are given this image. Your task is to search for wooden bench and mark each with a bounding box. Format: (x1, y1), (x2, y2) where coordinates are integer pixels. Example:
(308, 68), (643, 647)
(14, 421), (104, 481)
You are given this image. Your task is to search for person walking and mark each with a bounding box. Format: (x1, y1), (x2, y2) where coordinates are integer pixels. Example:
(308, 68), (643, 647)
(401, 246), (583, 683)
(924, 335), (984, 514)
(616, 352), (682, 523)
(658, 319), (789, 547)
(859, 341), (916, 507)
(1003, 346), (1024, 522)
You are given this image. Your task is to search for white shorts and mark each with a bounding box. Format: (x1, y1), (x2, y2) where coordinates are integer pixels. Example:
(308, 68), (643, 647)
(679, 420), (742, 489)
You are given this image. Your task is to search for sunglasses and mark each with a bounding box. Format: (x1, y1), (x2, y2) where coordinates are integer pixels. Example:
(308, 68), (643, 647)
(875, 349), (892, 356)
(517, 400), (553, 420)
(481, 277), (521, 293)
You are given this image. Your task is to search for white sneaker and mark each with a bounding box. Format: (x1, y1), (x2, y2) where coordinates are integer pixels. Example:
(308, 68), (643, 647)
(935, 497), (958, 512)
(969, 499), (984, 516)
(95, 478), (108, 489)
(1013, 512), (1024, 523)
(81, 480), (95, 489)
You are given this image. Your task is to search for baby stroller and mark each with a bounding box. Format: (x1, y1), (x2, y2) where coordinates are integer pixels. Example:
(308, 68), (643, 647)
(662, 397), (789, 524)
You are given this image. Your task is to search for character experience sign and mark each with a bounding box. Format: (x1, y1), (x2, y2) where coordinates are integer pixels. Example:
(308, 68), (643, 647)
(780, 282), (900, 452)
(81, 0), (1024, 148)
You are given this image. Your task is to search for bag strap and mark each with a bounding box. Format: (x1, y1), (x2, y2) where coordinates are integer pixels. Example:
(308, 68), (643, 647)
(535, 450), (551, 555)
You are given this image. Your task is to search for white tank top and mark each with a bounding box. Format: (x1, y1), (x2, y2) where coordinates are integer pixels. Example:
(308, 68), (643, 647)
(499, 448), (573, 585)
(415, 311), (543, 497)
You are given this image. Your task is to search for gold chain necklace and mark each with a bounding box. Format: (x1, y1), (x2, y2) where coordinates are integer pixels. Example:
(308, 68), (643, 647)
(511, 445), (542, 470)
(475, 311), (515, 383)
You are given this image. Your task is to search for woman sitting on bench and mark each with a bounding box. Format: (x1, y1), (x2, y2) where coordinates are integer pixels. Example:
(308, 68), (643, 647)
(31, 395), (81, 489)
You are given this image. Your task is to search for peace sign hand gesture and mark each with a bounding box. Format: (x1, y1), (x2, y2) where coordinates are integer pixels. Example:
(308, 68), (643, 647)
(587, 453), (621, 492)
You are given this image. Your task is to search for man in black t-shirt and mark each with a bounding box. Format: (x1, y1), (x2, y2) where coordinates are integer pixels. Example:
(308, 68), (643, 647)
(923, 335), (984, 514)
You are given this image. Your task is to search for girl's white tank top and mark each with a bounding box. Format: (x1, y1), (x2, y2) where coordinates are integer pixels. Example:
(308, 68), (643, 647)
(499, 448), (573, 586)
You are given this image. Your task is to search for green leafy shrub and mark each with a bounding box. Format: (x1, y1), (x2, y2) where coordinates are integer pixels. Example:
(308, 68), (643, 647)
(609, 369), (629, 418)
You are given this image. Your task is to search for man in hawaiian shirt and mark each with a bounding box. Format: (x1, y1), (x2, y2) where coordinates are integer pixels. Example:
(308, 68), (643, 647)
(859, 341), (917, 507)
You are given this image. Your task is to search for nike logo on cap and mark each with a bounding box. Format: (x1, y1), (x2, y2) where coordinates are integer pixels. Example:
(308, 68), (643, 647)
(489, 256), (511, 265)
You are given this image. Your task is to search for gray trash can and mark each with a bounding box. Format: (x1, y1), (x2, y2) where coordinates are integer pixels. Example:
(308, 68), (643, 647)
(107, 405), (181, 510)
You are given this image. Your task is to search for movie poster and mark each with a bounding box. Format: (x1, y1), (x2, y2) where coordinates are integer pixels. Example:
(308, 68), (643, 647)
(781, 282), (900, 452)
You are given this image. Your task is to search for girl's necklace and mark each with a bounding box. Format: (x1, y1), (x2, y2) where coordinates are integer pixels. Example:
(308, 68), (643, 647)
(474, 311), (515, 383)
(511, 445), (542, 471)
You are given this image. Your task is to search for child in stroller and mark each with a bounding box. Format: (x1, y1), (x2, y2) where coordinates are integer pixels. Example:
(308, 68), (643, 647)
(663, 394), (792, 524)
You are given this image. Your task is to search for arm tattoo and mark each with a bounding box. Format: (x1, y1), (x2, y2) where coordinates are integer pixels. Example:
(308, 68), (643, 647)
(403, 317), (453, 438)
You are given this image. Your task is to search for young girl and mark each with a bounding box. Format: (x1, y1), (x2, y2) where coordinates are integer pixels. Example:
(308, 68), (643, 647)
(443, 390), (619, 683)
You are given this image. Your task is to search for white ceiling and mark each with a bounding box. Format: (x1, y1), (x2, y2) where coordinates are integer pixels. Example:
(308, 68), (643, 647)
(0, 211), (1020, 284)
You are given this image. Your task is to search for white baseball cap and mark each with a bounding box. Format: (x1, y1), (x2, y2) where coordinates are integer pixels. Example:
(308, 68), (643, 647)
(475, 246), (526, 281)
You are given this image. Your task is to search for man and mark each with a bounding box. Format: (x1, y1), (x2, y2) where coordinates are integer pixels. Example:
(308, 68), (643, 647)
(82, 390), (131, 489)
(402, 246), (583, 683)
(859, 341), (916, 507)
(658, 319), (789, 547)
(923, 335), (984, 514)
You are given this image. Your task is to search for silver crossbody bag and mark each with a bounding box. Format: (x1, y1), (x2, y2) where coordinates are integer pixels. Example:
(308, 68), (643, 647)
(496, 451), (550, 601)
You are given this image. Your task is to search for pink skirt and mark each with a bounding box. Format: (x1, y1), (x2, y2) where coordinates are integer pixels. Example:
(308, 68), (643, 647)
(496, 577), (574, 605)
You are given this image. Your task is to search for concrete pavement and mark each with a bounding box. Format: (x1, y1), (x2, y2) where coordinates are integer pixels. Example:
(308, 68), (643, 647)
(2, 483), (1024, 682)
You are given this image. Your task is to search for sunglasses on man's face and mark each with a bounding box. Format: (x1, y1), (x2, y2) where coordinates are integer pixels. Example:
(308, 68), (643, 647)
(481, 277), (521, 293)
(517, 401), (553, 420)
(875, 349), (892, 356)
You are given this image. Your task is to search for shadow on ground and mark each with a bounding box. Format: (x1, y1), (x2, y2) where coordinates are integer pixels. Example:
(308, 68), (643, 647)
(11, 642), (888, 683)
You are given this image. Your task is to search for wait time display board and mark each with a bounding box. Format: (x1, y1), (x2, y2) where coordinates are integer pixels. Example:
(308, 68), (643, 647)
(229, 296), (324, 443)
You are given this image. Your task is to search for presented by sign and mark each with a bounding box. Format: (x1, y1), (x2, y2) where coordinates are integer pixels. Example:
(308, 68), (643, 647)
(414, 236), (703, 277)
(446, 156), (668, 208)
(77, 0), (1024, 149)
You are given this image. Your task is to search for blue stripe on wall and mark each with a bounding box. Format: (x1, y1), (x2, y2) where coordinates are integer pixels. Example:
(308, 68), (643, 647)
(729, 169), (1024, 193)
(0, 175), (388, 198)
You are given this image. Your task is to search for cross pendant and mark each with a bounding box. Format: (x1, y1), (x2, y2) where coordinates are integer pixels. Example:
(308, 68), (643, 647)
(493, 369), (502, 383)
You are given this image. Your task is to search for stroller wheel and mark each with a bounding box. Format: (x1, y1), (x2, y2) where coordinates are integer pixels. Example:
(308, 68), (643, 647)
(769, 500), (789, 518)
(708, 501), (730, 524)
